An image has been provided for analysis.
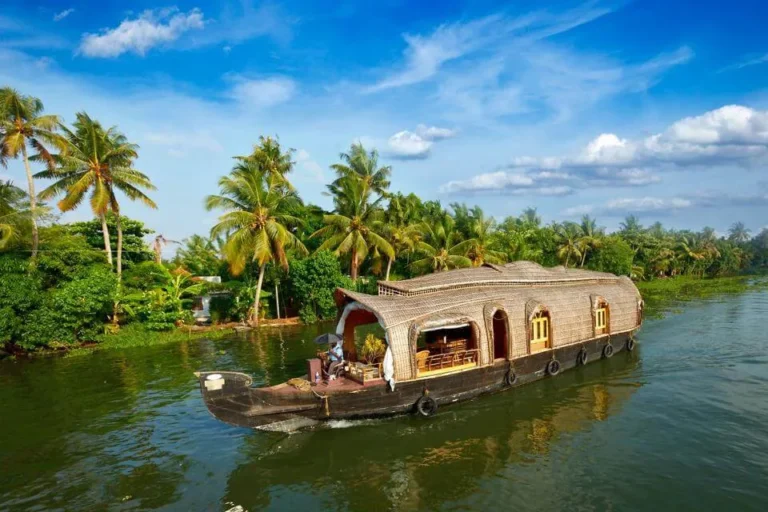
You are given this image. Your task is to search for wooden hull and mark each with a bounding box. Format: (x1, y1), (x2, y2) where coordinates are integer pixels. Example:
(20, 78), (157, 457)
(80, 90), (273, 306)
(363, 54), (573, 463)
(196, 332), (635, 431)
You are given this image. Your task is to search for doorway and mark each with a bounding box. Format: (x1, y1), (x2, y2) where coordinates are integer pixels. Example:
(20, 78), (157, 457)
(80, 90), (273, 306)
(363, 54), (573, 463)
(492, 310), (508, 360)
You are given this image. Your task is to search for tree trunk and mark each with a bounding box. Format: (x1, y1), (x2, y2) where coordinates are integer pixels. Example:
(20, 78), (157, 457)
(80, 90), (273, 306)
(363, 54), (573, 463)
(385, 258), (393, 281)
(580, 249), (588, 267)
(20, 144), (39, 260)
(350, 248), (358, 281)
(250, 263), (266, 326)
(565, 250), (571, 268)
(275, 282), (280, 320)
(100, 213), (113, 266)
(116, 210), (123, 280)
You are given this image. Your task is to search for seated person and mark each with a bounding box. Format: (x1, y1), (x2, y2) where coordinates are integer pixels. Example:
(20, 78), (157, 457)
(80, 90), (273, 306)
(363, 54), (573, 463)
(326, 340), (344, 378)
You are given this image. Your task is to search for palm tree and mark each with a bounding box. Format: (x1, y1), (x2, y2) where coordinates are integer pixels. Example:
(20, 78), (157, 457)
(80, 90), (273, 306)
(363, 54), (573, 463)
(312, 176), (393, 280)
(205, 161), (307, 325)
(728, 222), (751, 244)
(0, 88), (65, 259)
(412, 214), (471, 273)
(555, 222), (583, 268)
(328, 142), (391, 199)
(0, 181), (28, 249)
(520, 207), (542, 228)
(235, 135), (294, 190)
(452, 208), (505, 266)
(36, 112), (156, 277)
(152, 234), (180, 264)
(577, 215), (603, 267)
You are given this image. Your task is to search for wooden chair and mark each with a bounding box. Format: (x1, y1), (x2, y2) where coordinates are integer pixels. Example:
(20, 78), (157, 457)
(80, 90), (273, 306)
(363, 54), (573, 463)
(416, 350), (430, 372)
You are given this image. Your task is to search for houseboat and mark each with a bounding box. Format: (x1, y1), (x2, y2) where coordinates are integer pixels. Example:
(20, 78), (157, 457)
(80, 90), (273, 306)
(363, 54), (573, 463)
(195, 261), (643, 431)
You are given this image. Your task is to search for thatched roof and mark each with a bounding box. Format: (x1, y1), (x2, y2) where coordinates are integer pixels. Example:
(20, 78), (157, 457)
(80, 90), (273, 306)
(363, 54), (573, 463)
(336, 261), (642, 381)
(377, 261), (618, 297)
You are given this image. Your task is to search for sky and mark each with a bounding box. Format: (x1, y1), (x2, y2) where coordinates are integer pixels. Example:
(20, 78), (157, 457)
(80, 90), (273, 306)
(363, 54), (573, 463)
(2, 0), (768, 253)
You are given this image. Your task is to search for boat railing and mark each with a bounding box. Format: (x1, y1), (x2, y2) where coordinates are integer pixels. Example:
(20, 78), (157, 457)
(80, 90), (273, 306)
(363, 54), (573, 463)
(418, 349), (479, 375)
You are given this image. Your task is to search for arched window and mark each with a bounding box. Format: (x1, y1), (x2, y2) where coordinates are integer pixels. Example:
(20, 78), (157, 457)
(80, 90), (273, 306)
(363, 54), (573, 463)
(530, 310), (551, 353)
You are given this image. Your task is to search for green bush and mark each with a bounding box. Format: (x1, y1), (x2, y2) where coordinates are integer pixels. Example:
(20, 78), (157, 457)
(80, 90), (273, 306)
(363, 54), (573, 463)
(18, 266), (117, 349)
(209, 294), (235, 323)
(588, 236), (634, 276)
(289, 251), (354, 324)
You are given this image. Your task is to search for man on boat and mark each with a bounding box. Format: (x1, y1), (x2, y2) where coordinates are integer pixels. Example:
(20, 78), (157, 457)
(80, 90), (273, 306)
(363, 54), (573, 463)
(327, 339), (344, 378)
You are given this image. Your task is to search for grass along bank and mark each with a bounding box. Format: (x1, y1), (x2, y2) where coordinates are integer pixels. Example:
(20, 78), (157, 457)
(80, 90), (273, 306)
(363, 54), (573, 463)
(637, 275), (768, 319)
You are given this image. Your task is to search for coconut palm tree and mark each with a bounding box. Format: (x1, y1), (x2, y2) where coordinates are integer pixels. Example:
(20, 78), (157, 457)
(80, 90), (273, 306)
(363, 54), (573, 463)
(205, 161), (307, 325)
(328, 142), (391, 199)
(577, 215), (603, 267)
(452, 208), (505, 267)
(555, 222), (583, 268)
(520, 207), (542, 228)
(0, 88), (65, 259)
(312, 176), (394, 280)
(36, 112), (156, 277)
(235, 135), (294, 190)
(728, 222), (751, 244)
(0, 181), (28, 249)
(411, 214), (471, 273)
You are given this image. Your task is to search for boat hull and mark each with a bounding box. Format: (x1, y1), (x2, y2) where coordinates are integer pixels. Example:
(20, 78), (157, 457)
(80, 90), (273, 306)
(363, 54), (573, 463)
(196, 332), (635, 431)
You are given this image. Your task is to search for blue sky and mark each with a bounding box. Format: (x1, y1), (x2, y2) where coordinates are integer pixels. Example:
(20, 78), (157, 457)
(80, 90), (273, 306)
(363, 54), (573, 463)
(2, 0), (768, 251)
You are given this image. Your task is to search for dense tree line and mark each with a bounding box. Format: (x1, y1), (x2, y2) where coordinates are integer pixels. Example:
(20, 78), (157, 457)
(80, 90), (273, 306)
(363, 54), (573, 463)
(2, 87), (767, 351)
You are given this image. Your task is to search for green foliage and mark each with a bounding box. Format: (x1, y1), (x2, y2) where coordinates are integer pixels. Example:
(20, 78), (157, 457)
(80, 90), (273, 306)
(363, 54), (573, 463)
(36, 225), (108, 285)
(122, 261), (169, 291)
(360, 333), (386, 364)
(173, 235), (223, 276)
(290, 251), (353, 324)
(19, 266), (117, 349)
(68, 213), (154, 266)
(588, 236), (634, 276)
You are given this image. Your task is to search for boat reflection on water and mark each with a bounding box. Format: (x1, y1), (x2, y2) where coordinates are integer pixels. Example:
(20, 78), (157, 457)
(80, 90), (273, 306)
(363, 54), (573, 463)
(221, 351), (642, 510)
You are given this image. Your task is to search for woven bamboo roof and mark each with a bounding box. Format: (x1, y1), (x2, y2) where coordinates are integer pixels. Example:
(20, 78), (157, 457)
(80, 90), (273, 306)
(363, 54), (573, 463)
(377, 261), (618, 297)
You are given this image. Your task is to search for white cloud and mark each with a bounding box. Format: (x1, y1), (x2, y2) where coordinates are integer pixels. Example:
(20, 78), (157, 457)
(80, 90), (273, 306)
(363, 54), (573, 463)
(563, 197), (694, 216)
(227, 76), (296, 108)
(295, 149), (325, 182)
(79, 8), (205, 58)
(439, 170), (574, 196)
(415, 124), (458, 140)
(53, 8), (75, 22)
(387, 131), (432, 159)
(386, 124), (458, 159)
(719, 53), (768, 73)
(364, 4), (614, 93)
(505, 104), (768, 175)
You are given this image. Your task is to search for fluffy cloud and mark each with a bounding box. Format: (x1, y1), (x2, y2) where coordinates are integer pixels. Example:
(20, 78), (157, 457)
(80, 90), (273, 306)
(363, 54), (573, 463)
(53, 9), (75, 22)
(79, 8), (205, 58)
(226, 76), (296, 108)
(387, 131), (432, 159)
(440, 170), (574, 196)
(386, 124), (457, 159)
(506, 104), (768, 180)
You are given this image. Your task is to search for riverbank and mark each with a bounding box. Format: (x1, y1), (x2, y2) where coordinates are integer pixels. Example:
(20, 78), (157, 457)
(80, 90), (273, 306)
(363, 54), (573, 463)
(637, 275), (768, 318)
(3, 275), (764, 360)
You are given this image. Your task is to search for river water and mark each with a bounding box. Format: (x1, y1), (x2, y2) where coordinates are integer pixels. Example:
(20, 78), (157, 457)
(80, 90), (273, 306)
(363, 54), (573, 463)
(2, 288), (768, 511)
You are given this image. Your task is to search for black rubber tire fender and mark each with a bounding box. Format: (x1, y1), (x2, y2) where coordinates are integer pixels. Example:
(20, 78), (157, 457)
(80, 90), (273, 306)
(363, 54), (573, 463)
(577, 348), (589, 366)
(602, 343), (614, 359)
(505, 370), (518, 386)
(415, 395), (438, 417)
(626, 338), (636, 352)
(546, 359), (561, 376)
